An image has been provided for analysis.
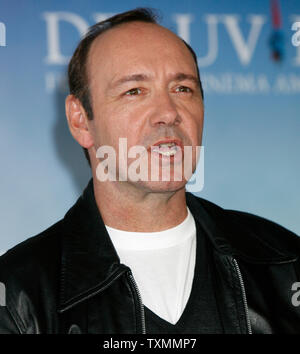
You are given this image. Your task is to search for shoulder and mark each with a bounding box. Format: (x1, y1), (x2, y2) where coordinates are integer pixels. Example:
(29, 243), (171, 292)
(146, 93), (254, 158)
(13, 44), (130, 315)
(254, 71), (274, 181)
(0, 219), (64, 282)
(187, 192), (300, 259)
(0, 220), (65, 333)
(225, 208), (300, 254)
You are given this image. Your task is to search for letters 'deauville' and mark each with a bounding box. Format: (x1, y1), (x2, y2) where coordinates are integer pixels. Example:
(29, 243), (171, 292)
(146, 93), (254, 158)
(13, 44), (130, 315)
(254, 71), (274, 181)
(42, 12), (300, 67)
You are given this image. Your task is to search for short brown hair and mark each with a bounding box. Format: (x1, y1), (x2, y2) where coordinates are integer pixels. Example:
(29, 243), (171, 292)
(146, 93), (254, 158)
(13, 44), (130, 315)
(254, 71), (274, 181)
(67, 8), (203, 165)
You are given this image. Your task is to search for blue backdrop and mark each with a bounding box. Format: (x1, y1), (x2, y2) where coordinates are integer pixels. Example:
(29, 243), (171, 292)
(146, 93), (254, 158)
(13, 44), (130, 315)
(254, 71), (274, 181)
(0, 0), (299, 254)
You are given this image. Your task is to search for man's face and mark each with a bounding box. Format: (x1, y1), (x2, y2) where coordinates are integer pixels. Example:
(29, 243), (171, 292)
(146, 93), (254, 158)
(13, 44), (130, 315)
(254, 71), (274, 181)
(87, 21), (204, 193)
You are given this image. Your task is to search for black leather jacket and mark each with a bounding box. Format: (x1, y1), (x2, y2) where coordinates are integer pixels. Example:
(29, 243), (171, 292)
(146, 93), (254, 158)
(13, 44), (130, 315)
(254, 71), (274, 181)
(1, 179), (300, 334)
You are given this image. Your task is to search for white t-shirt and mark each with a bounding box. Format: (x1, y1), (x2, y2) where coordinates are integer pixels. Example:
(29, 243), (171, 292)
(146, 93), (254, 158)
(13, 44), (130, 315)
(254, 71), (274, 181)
(106, 208), (196, 324)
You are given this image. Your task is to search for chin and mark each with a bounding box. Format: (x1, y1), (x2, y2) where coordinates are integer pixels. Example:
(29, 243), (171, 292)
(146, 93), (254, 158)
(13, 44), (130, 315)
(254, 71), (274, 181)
(133, 180), (187, 194)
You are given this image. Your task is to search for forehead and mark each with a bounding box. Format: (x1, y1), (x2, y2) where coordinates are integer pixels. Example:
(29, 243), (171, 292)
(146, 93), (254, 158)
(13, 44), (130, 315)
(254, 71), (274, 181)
(87, 22), (197, 86)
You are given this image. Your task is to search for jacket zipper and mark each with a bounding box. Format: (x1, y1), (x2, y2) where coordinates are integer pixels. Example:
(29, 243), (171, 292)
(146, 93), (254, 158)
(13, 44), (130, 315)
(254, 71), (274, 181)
(232, 258), (252, 334)
(128, 271), (146, 334)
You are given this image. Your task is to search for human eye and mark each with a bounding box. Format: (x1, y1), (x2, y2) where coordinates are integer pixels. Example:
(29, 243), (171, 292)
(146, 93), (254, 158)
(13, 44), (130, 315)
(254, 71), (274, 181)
(175, 85), (193, 93)
(124, 88), (142, 96)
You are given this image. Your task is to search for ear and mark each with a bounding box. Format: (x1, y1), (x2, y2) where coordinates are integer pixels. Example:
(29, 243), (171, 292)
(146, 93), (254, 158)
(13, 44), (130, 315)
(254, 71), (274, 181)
(65, 94), (94, 149)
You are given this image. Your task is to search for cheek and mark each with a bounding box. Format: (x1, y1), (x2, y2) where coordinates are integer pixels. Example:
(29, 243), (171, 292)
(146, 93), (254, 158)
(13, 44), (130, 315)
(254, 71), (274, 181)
(112, 103), (149, 138)
(180, 97), (204, 124)
(93, 103), (144, 148)
(191, 107), (204, 143)
(183, 111), (204, 146)
(195, 117), (204, 143)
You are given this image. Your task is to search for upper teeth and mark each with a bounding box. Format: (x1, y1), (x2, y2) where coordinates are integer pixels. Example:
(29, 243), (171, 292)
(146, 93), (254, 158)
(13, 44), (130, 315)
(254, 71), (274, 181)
(152, 142), (178, 156)
(159, 143), (176, 148)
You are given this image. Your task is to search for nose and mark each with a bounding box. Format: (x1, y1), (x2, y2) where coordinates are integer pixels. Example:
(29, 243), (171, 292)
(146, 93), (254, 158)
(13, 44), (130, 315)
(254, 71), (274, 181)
(149, 91), (181, 127)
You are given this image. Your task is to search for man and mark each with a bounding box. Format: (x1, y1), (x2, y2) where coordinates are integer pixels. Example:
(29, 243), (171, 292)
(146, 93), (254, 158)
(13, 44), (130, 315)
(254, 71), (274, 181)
(0, 8), (300, 334)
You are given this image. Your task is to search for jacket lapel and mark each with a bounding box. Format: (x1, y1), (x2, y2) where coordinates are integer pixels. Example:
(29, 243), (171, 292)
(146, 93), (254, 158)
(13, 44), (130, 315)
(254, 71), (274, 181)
(186, 192), (298, 264)
(58, 179), (125, 312)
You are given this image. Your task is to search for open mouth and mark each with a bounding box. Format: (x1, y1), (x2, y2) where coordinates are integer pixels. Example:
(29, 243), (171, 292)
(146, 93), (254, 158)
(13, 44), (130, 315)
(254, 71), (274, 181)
(150, 139), (183, 157)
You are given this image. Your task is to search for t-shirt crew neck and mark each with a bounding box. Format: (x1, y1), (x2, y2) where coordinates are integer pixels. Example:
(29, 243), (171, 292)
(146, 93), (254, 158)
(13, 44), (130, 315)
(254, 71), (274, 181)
(106, 208), (195, 250)
(106, 208), (197, 324)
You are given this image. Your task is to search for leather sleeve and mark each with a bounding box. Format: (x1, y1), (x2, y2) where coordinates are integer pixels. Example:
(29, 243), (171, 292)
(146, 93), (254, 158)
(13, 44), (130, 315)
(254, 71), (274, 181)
(0, 305), (22, 334)
(0, 255), (26, 334)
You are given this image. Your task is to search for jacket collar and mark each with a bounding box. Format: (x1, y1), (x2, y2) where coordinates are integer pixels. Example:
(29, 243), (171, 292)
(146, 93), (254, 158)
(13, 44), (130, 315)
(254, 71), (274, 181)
(186, 192), (298, 265)
(59, 179), (126, 312)
(59, 179), (297, 311)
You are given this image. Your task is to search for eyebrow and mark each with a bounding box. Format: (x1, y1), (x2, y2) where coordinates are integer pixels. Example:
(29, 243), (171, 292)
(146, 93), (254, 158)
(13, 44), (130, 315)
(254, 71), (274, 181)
(172, 73), (199, 86)
(110, 72), (199, 89)
(110, 74), (150, 89)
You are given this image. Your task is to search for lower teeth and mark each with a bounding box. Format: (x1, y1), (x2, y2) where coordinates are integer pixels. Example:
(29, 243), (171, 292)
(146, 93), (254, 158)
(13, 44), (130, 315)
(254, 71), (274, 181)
(156, 150), (177, 156)
(152, 145), (178, 156)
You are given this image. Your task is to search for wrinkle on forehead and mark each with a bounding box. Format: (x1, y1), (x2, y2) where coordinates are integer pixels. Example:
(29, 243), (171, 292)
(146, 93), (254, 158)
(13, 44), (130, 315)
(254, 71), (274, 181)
(86, 21), (197, 89)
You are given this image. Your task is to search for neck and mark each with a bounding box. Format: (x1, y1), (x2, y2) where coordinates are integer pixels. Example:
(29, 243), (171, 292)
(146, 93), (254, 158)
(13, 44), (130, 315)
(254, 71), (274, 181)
(92, 178), (188, 232)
